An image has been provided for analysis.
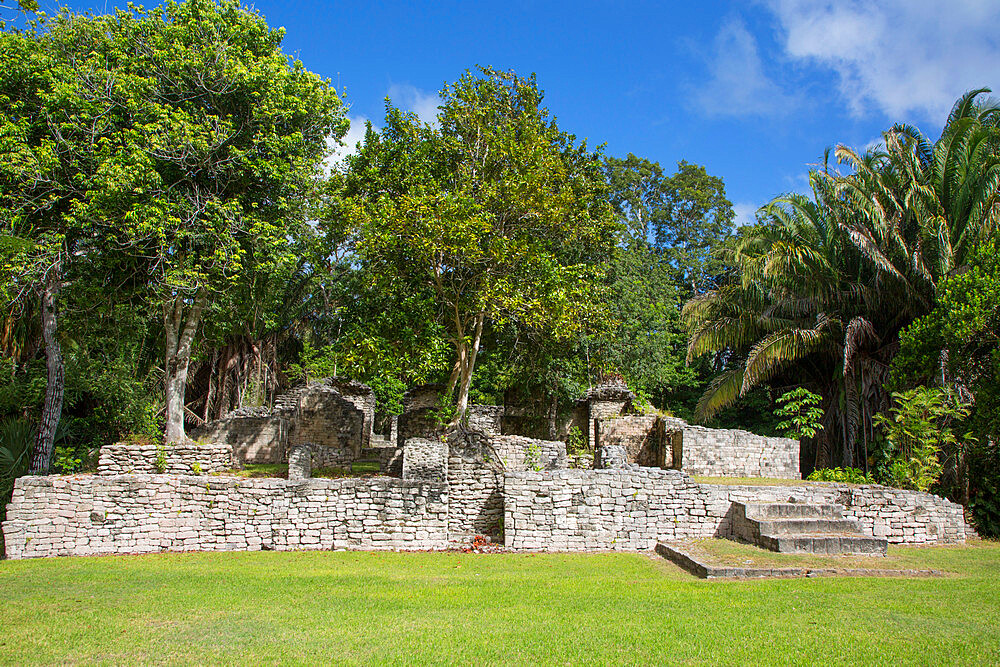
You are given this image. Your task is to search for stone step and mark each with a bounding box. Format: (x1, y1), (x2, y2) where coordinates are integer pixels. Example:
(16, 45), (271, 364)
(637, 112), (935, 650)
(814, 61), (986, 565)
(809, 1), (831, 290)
(754, 518), (861, 535)
(729, 501), (889, 556)
(757, 533), (888, 556)
(744, 502), (844, 520)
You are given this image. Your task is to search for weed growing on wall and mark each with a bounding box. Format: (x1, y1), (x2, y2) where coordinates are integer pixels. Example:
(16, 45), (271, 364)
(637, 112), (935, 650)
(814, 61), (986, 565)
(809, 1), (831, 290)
(154, 445), (167, 474)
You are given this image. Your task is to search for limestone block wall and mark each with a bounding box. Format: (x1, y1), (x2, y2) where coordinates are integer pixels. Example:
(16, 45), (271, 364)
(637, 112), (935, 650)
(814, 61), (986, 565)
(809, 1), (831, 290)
(670, 421), (799, 479)
(466, 405), (503, 436)
(446, 434), (569, 538)
(402, 384), (443, 411)
(597, 415), (669, 468)
(447, 437), (504, 537)
(503, 469), (973, 550)
(291, 389), (364, 453)
(587, 399), (628, 447)
(325, 379), (376, 448)
(504, 468), (713, 550)
(396, 408), (444, 447)
(97, 442), (233, 475)
(362, 444), (404, 476)
(309, 444), (358, 469)
(190, 416), (285, 464)
(488, 435), (567, 471)
(287, 445), (311, 481)
(402, 438), (448, 482)
(3, 475), (449, 559)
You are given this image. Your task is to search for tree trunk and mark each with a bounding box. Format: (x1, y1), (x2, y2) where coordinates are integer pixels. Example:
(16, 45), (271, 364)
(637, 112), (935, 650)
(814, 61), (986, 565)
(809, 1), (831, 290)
(453, 313), (485, 424)
(28, 262), (64, 475)
(163, 290), (208, 444)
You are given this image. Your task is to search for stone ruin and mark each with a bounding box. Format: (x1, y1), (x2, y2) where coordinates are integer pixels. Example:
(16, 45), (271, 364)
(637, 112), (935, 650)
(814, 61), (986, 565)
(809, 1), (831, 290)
(1, 378), (975, 559)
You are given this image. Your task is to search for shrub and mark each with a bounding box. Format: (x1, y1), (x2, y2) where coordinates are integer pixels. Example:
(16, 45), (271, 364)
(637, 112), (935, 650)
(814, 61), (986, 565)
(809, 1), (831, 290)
(154, 444), (168, 474)
(874, 387), (972, 492)
(775, 387), (824, 441)
(565, 426), (588, 455)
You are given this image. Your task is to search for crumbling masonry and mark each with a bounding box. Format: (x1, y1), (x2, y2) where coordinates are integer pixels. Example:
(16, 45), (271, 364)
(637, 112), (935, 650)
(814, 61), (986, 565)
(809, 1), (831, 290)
(2, 380), (973, 559)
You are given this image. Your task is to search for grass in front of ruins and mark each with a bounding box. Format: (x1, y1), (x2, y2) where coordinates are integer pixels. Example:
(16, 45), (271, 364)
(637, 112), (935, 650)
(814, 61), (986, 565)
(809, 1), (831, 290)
(1, 542), (998, 665)
(675, 538), (959, 571)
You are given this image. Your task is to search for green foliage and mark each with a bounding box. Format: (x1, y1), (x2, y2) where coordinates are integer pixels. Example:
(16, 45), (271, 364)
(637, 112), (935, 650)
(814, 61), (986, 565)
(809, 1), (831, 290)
(969, 439), (1000, 537)
(0, 416), (33, 491)
(565, 426), (587, 455)
(603, 154), (734, 295)
(874, 387), (972, 492)
(51, 444), (82, 474)
(685, 89), (1000, 467)
(806, 467), (874, 484)
(154, 444), (167, 474)
(190, 462), (202, 476)
(347, 66), (618, 417)
(775, 387), (825, 440)
(893, 234), (1000, 523)
(525, 441), (543, 472)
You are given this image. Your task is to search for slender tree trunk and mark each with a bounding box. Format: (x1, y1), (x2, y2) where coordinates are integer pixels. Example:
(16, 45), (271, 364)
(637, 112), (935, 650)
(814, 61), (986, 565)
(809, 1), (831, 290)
(453, 313), (485, 423)
(28, 262), (64, 475)
(203, 348), (218, 422)
(163, 290), (208, 444)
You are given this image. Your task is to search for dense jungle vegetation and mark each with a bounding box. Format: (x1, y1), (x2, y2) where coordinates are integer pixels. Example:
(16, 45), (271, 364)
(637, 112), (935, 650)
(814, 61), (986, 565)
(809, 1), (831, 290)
(1, 0), (997, 535)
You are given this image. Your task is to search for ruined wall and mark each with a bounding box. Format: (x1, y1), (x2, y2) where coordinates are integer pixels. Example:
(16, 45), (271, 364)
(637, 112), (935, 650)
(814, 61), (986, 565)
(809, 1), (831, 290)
(397, 409), (444, 447)
(3, 475), (449, 559)
(504, 469), (713, 550)
(446, 434), (569, 538)
(362, 444), (404, 476)
(503, 469), (972, 550)
(190, 416), (285, 464)
(672, 422), (799, 479)
(191, 379), (376, 466)
(402, 438), (448, 483)
(597, 415), (669, 468)
(446, 437), (505, 537)
(325, 378), (376, 448)
(97, 442), (233, 475)
(291, 388), (364, 452)
(466, 405), (503, 436)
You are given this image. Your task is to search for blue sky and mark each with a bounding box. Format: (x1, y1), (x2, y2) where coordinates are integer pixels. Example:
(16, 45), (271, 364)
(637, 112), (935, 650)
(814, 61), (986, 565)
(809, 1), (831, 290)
(21, 0), (1000, 225)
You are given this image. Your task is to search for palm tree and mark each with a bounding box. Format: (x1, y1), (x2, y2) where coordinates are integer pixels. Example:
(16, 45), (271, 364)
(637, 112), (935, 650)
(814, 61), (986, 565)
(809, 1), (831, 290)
(686, 89), (1000, 469)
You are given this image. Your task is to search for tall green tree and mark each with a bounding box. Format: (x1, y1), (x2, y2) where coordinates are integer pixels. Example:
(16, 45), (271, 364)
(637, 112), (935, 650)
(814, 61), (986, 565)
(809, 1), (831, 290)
(347, 67), (618, 421)
(1, 1), (347, 454)
(599, 155), (732, 414)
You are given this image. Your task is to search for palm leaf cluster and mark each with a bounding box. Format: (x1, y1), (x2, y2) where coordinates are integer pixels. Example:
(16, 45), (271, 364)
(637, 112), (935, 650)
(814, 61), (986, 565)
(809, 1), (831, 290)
(686, 89), (1000, 468)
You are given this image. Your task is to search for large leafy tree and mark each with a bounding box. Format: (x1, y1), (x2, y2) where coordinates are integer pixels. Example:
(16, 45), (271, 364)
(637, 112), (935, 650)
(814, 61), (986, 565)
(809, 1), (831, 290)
(346, 67), (618, 421)
(1, 1), (347, 458)
(685, 89), (1000, 468)
(598, 155), (732, 414)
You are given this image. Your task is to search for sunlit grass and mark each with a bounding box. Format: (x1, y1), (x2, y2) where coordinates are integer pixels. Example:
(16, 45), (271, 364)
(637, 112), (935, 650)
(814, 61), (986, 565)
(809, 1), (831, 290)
(1, 542), (998, 664)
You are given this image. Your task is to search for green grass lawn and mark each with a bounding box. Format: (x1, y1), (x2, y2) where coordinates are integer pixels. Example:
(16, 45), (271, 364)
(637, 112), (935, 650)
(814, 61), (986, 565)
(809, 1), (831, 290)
(673, 538), (959, 571)
(2, 542), (998, 665)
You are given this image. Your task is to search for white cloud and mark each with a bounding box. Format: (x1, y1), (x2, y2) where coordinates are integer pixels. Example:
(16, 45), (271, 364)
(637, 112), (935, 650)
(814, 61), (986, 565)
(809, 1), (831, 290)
(692, 18), (798, 117)
(765, 0), (1000, 121)
(733, 201), (762, 227)
(324, 115), (378, 171)
(387, 83), (442, 125)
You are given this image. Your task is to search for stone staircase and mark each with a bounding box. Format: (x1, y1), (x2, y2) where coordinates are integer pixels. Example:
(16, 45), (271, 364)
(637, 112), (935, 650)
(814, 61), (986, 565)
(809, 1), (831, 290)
(730, 501), (887, 556)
